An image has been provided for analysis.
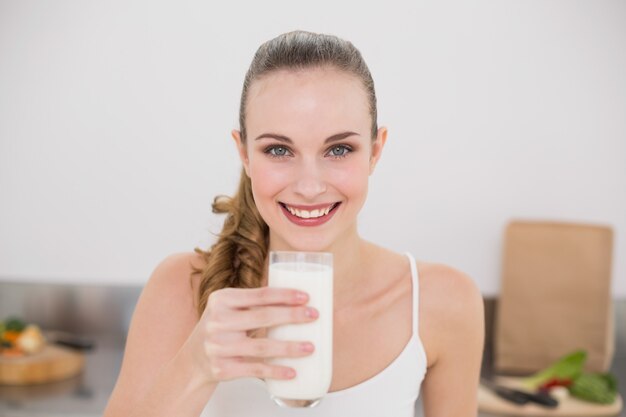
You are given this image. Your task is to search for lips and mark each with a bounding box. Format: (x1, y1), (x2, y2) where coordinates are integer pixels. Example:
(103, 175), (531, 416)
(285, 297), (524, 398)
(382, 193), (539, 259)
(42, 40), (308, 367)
(279, 202), (341, 227)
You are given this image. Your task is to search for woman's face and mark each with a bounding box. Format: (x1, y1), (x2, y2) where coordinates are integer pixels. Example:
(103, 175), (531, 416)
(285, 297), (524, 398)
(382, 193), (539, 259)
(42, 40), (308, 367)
(233, 67), (387, 252)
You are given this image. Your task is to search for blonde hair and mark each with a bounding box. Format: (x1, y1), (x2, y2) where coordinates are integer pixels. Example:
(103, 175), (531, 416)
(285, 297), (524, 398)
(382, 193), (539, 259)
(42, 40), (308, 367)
(191, 30), (378, 317)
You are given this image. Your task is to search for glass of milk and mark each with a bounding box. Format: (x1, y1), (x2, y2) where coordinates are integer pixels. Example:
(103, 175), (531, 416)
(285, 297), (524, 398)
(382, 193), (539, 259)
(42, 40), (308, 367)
(266, 251), (333, 408)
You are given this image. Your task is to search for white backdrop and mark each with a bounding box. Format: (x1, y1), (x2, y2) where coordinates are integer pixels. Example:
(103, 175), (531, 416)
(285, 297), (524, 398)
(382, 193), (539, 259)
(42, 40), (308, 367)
(1, 1), (624, 296)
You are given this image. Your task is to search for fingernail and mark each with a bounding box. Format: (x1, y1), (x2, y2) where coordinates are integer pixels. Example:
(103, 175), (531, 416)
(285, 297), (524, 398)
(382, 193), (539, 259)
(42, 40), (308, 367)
(286, 369), (296, 378)
(306, 307), (319, 318)
(300, 342), (315, 352)
(296, 291), (308, 302)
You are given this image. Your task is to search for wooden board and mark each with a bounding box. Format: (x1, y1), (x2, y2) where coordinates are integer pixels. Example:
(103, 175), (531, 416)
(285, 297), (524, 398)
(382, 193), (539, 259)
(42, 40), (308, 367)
(478, 376), (623, 416)
(0, 344), (85, 385)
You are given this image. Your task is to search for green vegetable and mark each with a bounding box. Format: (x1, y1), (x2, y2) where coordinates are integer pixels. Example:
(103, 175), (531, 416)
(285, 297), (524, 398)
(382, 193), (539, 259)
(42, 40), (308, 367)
(522, 350), (587, 390)
(4, 317), (26, 332)
(569, 373), (618, 404)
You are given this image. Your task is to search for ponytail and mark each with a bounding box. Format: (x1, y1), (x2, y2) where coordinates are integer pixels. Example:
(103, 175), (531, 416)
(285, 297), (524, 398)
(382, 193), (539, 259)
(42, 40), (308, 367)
(191, 169), (269, 317)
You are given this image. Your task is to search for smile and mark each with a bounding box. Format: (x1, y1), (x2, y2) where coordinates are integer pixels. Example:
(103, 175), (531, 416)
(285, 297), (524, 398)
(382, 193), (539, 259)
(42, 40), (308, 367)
(278, 202), (341, 226)
(282, 202), (339, 219)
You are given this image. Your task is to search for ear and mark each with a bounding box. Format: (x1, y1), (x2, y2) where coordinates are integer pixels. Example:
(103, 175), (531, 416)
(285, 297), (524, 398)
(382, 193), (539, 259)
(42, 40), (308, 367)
(369, 126), (388, 175)
(231, 129), (250, 176)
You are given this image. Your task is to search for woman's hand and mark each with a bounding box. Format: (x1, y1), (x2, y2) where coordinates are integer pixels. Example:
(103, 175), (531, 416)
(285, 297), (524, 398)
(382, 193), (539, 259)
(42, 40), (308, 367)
(183, 287), (318, 385)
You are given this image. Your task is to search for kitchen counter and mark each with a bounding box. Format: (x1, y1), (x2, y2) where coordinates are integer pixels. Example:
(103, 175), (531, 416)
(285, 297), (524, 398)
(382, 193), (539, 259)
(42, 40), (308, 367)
(0, 339), (122, 417)
(0, 281), (139, 417)
(0, 281), (624, 416)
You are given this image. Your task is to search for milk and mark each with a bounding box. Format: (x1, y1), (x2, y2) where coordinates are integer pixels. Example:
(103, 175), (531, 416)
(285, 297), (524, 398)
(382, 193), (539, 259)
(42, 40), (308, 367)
(266, 261), (333, 403)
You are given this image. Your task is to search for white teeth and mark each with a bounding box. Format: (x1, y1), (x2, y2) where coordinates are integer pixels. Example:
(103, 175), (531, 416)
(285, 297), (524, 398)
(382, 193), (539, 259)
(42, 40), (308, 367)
(284, 203), (336, 219)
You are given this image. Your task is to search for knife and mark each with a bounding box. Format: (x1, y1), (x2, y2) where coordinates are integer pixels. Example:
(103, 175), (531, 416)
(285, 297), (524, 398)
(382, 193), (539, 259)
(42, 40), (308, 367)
(481, 378), (559, 408)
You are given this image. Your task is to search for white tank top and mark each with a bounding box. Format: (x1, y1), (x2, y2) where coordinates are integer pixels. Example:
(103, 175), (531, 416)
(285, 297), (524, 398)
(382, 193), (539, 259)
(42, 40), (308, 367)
(200, 252), (428, 417)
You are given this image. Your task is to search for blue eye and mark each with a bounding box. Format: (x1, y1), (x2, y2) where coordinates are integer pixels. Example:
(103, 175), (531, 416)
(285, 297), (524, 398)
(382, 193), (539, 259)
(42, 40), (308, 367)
(327, 145), (352, 158)
(265, 146), (291, 158)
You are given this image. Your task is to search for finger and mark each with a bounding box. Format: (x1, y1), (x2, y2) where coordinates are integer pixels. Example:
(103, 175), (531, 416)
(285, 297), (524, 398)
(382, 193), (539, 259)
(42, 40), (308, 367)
(227, 305), (319, 331)
(213, 360), (296, 382)
(219, 287), (309, 309)
(215, 339), (315, 359)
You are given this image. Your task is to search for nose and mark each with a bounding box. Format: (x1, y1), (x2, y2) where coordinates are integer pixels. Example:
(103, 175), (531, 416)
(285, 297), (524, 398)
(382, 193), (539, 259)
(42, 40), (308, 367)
(292, 158), (327, 200)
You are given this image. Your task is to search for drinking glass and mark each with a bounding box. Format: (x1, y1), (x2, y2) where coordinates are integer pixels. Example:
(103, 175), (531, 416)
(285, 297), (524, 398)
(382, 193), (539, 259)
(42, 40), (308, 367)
(265, 251), (333, 408)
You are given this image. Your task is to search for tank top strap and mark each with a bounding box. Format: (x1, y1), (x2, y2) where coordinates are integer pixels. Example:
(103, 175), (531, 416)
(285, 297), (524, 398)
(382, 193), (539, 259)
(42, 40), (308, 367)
(404, 252), (420, 336)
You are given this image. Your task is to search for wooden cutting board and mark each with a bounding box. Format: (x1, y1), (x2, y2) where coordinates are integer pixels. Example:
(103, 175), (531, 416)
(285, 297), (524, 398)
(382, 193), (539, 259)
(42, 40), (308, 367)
(0, 344), (85, 385)
(478, 376), (623, 416)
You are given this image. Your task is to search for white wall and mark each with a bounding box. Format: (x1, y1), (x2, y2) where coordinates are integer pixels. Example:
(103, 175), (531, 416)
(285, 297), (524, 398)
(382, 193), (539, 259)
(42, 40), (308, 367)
(1, 0), (624, 296)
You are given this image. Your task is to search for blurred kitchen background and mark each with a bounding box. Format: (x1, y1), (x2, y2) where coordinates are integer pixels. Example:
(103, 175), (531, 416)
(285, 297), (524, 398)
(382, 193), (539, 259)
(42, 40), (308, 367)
(1, 0), (625, 416)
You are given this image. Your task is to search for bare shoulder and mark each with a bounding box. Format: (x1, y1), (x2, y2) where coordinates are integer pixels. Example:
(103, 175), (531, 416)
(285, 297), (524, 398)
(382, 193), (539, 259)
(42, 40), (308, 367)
(418, 262), (482, 307)
(130, 249), (206, 348)
(150, 251), (206, 284)
(416, 263), (485, 414)
(138, 252), (206, 318)
(147, 252), (206, 303)
(417, 262), (484, 366)
(103, 252), (206, 415)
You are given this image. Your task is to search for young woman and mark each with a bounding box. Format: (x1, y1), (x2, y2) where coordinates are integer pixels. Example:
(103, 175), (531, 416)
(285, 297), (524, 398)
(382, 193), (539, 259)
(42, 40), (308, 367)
(103, 30), (484, 417)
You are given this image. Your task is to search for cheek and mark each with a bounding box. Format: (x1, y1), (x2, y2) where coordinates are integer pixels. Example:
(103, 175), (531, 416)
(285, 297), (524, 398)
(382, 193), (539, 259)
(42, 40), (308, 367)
(248, 160), (289, 201)
(328, 160), (370, 198)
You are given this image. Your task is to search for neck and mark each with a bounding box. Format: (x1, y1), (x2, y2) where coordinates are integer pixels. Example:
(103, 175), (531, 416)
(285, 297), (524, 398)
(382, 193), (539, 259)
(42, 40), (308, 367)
(330, 238), (370, 310)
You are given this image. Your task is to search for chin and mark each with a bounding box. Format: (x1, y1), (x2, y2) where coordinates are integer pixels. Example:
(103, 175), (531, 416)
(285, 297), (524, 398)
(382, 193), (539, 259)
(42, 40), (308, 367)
(286, 241), (332, 254)
(274, 234), (334, 254)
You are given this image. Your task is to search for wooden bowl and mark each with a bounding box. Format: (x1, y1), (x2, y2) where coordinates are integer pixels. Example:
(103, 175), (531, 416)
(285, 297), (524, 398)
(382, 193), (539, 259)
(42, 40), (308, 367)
(0, 344), (85, 385)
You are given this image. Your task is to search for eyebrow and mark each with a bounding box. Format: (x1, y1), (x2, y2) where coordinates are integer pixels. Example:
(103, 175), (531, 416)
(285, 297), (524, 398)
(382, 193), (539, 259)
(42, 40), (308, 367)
(254, 131), (360, 144)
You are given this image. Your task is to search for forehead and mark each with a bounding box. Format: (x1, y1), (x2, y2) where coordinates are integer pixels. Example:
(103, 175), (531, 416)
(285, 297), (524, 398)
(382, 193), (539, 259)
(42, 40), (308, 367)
(245, 67), (370, 137)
